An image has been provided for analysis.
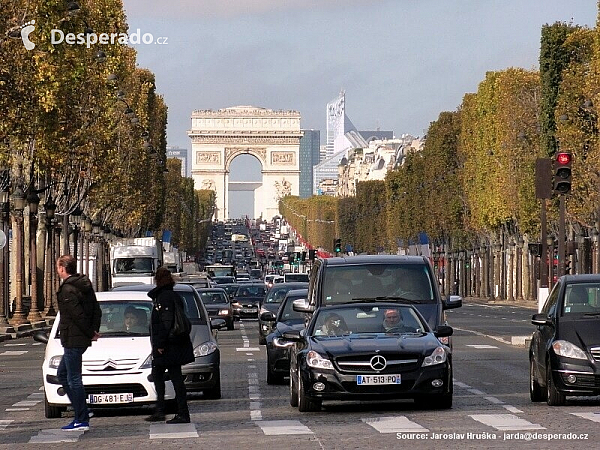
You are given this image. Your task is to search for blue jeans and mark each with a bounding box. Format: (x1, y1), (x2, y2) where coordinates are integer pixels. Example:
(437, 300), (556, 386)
(57, 347), (89, 423)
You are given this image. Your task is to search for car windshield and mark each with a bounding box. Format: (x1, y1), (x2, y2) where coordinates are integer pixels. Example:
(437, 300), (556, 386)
(176, 291), (203, 319)
(322, 264), (435, 305)
(114, 257), (153, 274)
(97, 301), (152, 336)
(200, 291), (229, 304)
(563, 284), (600, 315)
(235, 285), (266, 297)
(278, 297), (306, 322)
(311, 305), (426, 337)
(264, 287), (291, 303)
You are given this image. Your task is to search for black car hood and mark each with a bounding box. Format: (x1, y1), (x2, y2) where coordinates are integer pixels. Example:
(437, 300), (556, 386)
(559, 316), (600, 349)
(310, 332), (441, 357)
(234, 296), (263, 303)
(276, 320), (305, 334)
(204, 302), (229, 311)
(262, 303), (281, 313)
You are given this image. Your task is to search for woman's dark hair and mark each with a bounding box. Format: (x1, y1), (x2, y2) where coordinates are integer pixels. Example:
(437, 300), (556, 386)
(155, 266), (175, 288)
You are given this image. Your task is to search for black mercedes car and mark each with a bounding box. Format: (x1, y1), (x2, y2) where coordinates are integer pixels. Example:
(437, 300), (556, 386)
(530, 274), (600, 406)
(284, 302), (453, 412)
(258, 282), (309, 345)
(263, 289), (308, 384)
(196, 288), (235, 330)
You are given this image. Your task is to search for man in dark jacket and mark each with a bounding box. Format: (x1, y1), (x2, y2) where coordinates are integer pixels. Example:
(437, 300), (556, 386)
(56, 255), (101, 431)
(145, 267), (194, 424)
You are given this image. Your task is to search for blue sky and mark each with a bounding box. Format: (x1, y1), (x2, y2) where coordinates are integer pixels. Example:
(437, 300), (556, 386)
(121, 0), (597, 217)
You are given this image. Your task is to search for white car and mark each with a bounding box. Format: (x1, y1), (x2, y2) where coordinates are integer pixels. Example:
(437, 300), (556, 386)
(35, 291), (176, 419)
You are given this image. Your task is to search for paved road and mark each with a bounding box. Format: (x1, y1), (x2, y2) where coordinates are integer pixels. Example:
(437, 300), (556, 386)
(0, 307), (598, 449)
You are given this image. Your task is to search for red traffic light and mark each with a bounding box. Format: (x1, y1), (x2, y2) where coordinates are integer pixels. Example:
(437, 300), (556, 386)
(556, 152), (572, 165)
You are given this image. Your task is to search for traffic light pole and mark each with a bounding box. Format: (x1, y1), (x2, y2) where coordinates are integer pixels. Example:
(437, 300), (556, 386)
(540, 199), (548, 289)
(558, 194), (566, 278)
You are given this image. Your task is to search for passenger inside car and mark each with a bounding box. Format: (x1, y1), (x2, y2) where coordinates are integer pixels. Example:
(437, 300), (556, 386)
(315, 313), (350, 336)
(123, 306), (148, 333)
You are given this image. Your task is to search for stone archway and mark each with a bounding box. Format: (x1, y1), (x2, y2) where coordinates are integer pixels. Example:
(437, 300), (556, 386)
(188, 106), (302, 220)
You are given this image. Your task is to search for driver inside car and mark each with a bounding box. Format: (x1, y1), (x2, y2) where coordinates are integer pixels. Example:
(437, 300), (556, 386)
(382, 308), (405, 332)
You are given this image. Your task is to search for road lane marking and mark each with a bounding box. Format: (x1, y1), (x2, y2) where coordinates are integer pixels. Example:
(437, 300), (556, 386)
(5, 408), (30, 411)
(363, 416), (429, 433)
(465, 345), (499, 349)
(483, 396), (504, 404)
(454, 381), (471, 388)
(12, 400), (40, 407)
(0, 351), (28, 356)
(467, 388), (486, 395)
(257, 420), (313, 435)
(236, 347), (260, 351)
(470, 414), (544, 431)
(3, 343), (27, 346)
(503, 405), (523, 413)
(149, 423), (199, 439)
(29, 429), (85, 443)
(570, 412), (600, 423)
(0, 420), (13, 429)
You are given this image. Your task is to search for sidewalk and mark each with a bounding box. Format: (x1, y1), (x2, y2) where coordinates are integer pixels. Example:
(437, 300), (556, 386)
(0, 318), (54, 342)
(464, 296), (538, 310)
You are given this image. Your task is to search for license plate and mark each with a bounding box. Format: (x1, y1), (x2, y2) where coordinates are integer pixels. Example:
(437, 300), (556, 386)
(88, 393), (133, 404)
(243, 308), (257, 313)
(356, 374), (401, 385)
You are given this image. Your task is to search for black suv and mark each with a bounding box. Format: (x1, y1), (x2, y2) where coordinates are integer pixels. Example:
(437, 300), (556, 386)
(295, 255), (462, 341)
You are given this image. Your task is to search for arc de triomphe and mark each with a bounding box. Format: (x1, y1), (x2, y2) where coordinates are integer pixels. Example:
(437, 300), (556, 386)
(188, 106), (302, 221)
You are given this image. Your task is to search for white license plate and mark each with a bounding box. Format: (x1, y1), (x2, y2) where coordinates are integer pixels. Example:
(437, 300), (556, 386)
(243, 308), (257, 313)
(356, 374), (401, 385)
(88, 393), (133, 404)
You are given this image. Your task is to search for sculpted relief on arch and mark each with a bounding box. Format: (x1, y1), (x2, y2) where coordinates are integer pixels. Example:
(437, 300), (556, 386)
(224, 147), (267, 169)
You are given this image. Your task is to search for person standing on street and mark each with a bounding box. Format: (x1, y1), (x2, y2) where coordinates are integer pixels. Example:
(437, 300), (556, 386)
(145, 267), (194, 424)
(56, 254), (101, 431)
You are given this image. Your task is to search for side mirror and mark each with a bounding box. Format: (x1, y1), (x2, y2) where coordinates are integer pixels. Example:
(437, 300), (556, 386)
(292, 298), (314, 313)
(260, 311), (276, 322)
(531, 313), (552, 326)
(434, 325), (453, 338)
(210, 318), (227, 330)
(282, 330), (303, 342)
(33, 330), (49, 344)
(443, 295), (462, 310)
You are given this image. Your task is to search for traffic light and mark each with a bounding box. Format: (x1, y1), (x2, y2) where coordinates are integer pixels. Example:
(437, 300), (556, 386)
(308, 249), (316, 260)
(565, 259), (572, 274)
(334, 238), (342, 253)
(553, 152), (572, 195)
(301, 251), (307, 262)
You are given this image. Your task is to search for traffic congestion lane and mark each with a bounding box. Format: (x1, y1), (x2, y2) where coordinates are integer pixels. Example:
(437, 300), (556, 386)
(0, 321), (599, 449)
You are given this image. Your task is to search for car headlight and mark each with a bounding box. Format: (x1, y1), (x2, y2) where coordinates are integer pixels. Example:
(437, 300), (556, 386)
(306, 350), (333, 369)
(422, 346), (447, 367)
(140, 354), (153, 369)
(49, 355), (62, 369)
(273, 337), (294, 348)
(219, 309), (230, 315)
(552, 340), (587, 360)
(194, 341), (218, 357)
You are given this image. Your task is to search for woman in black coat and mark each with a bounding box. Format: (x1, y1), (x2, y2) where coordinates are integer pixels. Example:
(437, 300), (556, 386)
(145, 267), (194, 424)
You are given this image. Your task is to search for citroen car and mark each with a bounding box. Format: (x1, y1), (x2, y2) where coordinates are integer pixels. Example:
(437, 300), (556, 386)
(530, 275), (600, 406)
(285, 302), (453, 412)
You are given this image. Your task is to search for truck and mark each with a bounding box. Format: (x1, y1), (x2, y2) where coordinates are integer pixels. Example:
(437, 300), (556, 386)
(164, 248), (182, 273)
(110, 237), (163, 288)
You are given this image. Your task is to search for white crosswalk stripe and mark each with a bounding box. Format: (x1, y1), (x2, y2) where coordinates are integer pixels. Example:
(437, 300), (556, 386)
(362, 416), (429, 433)
(469, 413), (544, 431)
(570, 412), (600, 423)
(29, 429), (85, 443)
(0, 351), (28, 356)
(149, 423), (199, 439)
(256, 420), (313, 435)
(0, 420), (13, 430)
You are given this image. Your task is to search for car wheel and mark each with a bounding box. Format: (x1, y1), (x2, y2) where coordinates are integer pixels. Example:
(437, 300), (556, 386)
(529, 357), (546, 402)
(431, 392), (452, 409)
(289, 369), (299, 407)
(546, 362), (565, 406)
(258, 335), (266, 345)
(297, 373), (321, 412)
(266, 354), (284, 385)
(204, 369), (222, 400)
(44, 395), (63, 419)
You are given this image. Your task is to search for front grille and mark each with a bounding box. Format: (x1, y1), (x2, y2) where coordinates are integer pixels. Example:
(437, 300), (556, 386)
(85, 383), (148, 398)
(590, 346), (600, 362)
(84, 358), (140, 372)
(335, 353), (420, 374)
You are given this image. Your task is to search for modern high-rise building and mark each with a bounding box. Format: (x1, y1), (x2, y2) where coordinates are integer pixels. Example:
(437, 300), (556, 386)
(326, 90), (357, 159)
(299, 129), (320, 198)
(166, 146), (189, 177)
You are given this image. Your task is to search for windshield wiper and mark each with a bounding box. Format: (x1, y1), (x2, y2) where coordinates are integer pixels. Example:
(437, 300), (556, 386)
(583, 312), (600, 316)
(101, 331), (148, 337)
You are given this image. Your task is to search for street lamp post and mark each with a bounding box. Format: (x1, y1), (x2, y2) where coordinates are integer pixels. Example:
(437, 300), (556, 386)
(71, 206), (82, 264)
(43, 196), (57, 316)
(9, 185), (28, 326)
(27, 189), (42, 322)
(0, 184), (9, 326)
(83, 216), (92, 277)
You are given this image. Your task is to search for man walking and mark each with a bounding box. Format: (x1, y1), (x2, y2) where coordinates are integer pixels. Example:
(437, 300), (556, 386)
(56, 255), (101, 431)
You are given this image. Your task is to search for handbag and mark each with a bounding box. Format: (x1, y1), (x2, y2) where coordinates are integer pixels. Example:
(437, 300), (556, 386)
(169, 297), (191, 339)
